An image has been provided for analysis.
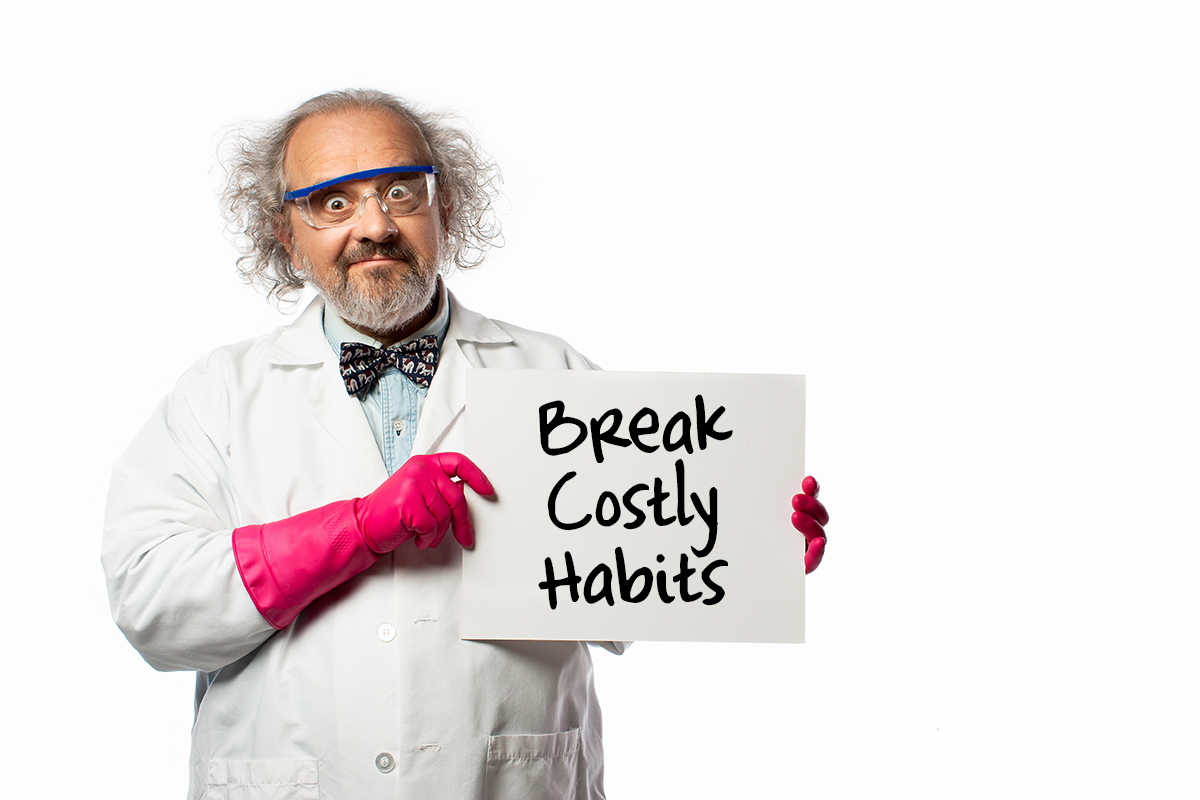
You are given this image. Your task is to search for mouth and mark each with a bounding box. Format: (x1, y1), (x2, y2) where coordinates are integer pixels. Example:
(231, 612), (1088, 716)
(338, 244), (419, 275)
(349, 257), (405, 269)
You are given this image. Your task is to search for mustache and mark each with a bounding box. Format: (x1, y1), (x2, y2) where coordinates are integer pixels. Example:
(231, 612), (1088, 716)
(336, 242), (421, 272)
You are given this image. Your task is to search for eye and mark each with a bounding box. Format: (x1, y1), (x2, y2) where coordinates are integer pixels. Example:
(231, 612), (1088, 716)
(385, 182), (414, 202)
(322, 194), (350, 213)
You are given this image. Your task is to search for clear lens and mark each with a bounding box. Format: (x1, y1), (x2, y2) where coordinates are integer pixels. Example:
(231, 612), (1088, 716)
(296, 171), (435, 229)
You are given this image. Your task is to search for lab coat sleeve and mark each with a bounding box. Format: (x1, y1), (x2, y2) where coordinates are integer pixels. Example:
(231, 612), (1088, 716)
(102, 359), (275, 673)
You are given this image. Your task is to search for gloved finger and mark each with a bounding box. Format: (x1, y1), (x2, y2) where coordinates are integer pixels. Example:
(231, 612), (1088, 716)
(415, 490), (454, 549)
(401, 501), (440, 538)
(436, 477), (475, 548)
(431, 452), (495, 497)
(801, 475), (820, 498)
(416, 520), (451, 550)
(791, 510), (826, 543)
(792, 493), (829, 526)
(805, 536), (826, 574)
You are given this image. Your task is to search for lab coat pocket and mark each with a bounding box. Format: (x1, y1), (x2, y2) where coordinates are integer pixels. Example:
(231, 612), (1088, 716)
(203, 759), (320, 800)
(485, 728), (581, 800)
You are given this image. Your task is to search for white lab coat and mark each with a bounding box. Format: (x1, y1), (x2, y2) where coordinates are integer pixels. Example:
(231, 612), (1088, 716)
(103, 291), (624, 800)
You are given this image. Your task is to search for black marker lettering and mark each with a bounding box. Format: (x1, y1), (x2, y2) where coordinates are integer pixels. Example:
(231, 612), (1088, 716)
(589, 409), (631, 464)
(584, 563), (615, 606)
(621, 483), (649, 529)
(690, 487), (718, 557)
(548, 472), (590, 530)
(595, 491), (620, 526)
(629, 407), (660, 453)
(649, 477), (675, 527)
(654, 553), (675, 604)
(673, 553), (702, 602)
(615, 546), (652, 603)
(663, 410), (694, 454)
(539, 401), (587, 456)
(701, 559), (728, 605)
(695, 395), (732, 449)
(674, 459), (693, 526)
(539, 552), (582, 609)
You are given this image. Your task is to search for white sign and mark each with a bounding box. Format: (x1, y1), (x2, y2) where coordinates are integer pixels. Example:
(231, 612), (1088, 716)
(462, 370), (806, 643)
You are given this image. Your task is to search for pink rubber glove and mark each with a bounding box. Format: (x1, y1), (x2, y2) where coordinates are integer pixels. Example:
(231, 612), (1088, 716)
(354, 453), (494, 551)
(233, 453), (494, 629)
(791, 475), (828, 574)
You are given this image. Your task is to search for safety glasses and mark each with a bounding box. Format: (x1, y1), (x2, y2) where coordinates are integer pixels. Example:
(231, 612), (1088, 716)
(284, 165), (440, 229)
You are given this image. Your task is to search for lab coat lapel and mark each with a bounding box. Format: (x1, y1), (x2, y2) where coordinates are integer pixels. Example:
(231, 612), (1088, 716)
(266, 297), (389, 488)
(308, 356), (390, 487)
(413, 290), (512, 456)
(414, 333), (468, 456)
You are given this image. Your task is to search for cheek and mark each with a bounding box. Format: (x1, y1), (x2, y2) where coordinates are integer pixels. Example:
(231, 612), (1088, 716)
(424, 214), (451, 250)
(295, 230), (350, 268)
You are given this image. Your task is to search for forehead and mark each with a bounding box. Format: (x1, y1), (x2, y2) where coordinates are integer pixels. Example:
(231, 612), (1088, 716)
(284, 108), (429, 190)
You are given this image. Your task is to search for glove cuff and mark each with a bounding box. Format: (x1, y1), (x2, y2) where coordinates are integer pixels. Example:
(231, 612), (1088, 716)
(232, 500), (378, 629)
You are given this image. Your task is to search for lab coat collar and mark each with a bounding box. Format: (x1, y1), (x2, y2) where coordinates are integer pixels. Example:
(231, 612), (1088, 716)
(260, 283), (515, 466)
(263, 296), (328, 366)
(444, 289), (512, 347)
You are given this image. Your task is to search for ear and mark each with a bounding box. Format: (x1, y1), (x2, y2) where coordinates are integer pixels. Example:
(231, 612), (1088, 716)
(440, 197), (454, 241)
(272, 212), (294, 258)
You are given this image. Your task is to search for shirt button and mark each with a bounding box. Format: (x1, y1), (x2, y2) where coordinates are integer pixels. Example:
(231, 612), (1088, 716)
(392, 419), (405, 435)
(375, 752), (395, 773)
(377, 623), (396, 642)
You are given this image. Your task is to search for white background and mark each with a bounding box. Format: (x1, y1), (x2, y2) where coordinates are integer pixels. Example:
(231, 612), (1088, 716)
(3, 1), (1197, 796)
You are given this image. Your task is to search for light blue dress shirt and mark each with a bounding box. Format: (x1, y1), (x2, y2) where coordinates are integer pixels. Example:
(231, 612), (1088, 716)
(322, 281), (451, 476)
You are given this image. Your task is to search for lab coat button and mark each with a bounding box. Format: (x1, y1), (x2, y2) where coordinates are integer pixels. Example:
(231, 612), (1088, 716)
(377, 623), (396, 642)
(375, 752), (395, 773)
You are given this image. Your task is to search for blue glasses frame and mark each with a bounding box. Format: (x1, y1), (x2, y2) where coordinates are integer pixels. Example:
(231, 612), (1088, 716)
(283, 165), (440, 202)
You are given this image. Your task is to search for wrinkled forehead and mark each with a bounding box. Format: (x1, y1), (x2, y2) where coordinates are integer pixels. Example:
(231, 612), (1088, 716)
(283, 108), (433, 192)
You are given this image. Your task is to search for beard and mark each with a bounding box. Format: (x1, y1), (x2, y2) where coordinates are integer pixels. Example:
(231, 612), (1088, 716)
(298, 240), (440, 337)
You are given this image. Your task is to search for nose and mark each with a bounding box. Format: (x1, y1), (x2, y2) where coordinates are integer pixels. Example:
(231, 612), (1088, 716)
(353, 192), (399, 242)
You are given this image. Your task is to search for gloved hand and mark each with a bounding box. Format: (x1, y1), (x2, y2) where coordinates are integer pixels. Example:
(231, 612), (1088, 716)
(355, 453), (495, 551)
(791, 475), (828, 574)
(233, 453), (494, 629)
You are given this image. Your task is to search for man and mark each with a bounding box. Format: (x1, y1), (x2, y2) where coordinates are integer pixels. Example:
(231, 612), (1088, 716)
(102, 89), (829, 799)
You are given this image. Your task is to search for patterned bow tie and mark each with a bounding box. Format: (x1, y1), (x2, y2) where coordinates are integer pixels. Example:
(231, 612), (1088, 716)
(340, 335), (440, 397)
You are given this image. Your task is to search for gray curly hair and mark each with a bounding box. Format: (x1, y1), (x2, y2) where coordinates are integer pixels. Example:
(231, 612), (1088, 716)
(219, 89), (502, 301)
